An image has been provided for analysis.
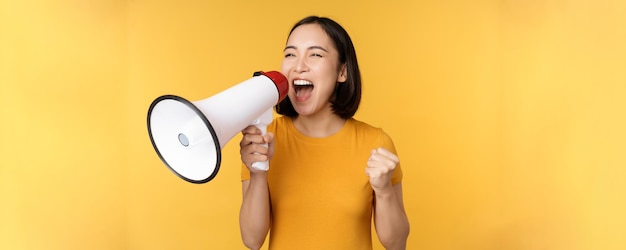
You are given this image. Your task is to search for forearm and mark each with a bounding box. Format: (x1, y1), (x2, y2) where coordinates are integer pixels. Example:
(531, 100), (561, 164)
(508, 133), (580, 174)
(374, 185), (410, 250)
(239, 174), (271, 250)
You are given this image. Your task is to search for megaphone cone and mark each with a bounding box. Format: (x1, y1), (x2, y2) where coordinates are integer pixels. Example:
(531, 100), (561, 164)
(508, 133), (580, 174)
(147, 71), (288, 183)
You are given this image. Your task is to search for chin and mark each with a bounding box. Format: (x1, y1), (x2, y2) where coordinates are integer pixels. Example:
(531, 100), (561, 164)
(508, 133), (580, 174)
(293, 106), (314, 116)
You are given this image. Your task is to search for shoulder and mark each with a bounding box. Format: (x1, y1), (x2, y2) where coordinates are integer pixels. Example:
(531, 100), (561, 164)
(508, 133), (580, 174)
(269, 116), (290, 131)
(348, 118), (396, 144)
(273, 115), (290, 125)
(349, 118), (385, 136)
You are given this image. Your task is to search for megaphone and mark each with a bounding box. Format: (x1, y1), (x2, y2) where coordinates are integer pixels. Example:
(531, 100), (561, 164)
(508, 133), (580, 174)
(147, 71), (289, 184)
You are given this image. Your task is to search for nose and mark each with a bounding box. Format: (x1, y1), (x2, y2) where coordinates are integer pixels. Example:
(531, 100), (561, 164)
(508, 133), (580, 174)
(294, 56), (309, 73)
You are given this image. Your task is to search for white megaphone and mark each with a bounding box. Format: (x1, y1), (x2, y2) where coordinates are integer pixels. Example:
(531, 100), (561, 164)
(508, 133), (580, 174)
(147, 71), (289, 184)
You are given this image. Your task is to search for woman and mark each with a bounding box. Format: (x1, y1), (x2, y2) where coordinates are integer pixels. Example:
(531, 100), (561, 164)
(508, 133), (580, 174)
(239, 16), (410, 250)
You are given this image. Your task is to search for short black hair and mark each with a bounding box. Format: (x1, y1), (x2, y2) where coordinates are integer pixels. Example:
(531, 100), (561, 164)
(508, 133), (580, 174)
(276, 16), (362, 119)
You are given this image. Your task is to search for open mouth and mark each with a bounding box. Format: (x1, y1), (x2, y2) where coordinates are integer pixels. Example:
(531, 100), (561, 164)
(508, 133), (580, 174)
(293, 79), (314, 98)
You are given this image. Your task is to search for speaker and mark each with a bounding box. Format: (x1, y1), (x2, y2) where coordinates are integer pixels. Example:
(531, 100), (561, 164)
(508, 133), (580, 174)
(147, 71), (288, 184)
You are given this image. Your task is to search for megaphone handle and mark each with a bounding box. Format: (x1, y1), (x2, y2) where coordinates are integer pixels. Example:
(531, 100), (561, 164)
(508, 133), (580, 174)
(250, 109), (272, 171)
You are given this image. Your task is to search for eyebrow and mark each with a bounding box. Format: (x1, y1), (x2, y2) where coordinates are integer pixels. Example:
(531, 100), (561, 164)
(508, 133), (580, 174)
(284, 45), (329, 52)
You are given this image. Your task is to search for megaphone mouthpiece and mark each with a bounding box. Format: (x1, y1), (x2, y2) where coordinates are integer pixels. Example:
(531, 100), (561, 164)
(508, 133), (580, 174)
(255, 71), (289, 101)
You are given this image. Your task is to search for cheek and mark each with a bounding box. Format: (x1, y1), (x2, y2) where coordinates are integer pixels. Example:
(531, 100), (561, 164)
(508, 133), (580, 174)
(280, 60), (292, 76)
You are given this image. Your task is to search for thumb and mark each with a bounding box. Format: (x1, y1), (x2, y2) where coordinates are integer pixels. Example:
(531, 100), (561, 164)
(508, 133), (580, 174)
(265, 132), (275, 157)
(264, 132), (274, 144)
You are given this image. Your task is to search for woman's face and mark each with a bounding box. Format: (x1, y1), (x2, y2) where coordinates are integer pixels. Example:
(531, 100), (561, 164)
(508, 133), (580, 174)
(281, 23), (347, 117)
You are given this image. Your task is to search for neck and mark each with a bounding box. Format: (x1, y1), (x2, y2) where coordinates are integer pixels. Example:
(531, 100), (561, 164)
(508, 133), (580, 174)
(292, 112), (346, 138)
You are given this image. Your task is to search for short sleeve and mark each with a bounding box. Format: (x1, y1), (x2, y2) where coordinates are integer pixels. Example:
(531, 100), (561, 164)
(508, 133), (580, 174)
(241, 163), (250, 181)
(381, 130), (403, 185)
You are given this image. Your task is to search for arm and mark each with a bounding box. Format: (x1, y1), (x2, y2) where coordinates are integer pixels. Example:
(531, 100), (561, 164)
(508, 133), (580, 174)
(373, 183), (410, 250)
(367, 148), (410, 250)
(239, 126), (273, 250)
(240, 176), (270, 250)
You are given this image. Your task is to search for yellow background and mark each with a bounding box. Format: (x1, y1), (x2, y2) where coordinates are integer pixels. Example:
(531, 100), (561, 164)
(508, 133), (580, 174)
(1, 0), (625, 249)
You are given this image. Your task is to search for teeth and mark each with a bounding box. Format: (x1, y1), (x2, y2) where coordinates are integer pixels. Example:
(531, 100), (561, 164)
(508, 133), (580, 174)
(294, 79), (313, 86)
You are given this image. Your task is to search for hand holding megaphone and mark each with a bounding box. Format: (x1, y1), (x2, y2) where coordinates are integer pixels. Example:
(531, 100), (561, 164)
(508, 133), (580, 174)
(240, 121), (275, 173)
(147, 71), (288, 183)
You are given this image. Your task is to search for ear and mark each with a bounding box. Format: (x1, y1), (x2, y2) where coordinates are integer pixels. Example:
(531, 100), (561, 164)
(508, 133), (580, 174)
(337, 64), (347, 83)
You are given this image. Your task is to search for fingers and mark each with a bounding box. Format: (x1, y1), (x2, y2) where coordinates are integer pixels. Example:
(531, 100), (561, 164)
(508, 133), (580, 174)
(239, 125), (274, 169)
(371, 147), (399, 163)
(366, 147), (399, 191)
(241, 125), (261, 135)
(240, 142), (270, 168)
(367, 147), (399, 169)
(239, 127), (264, 148)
